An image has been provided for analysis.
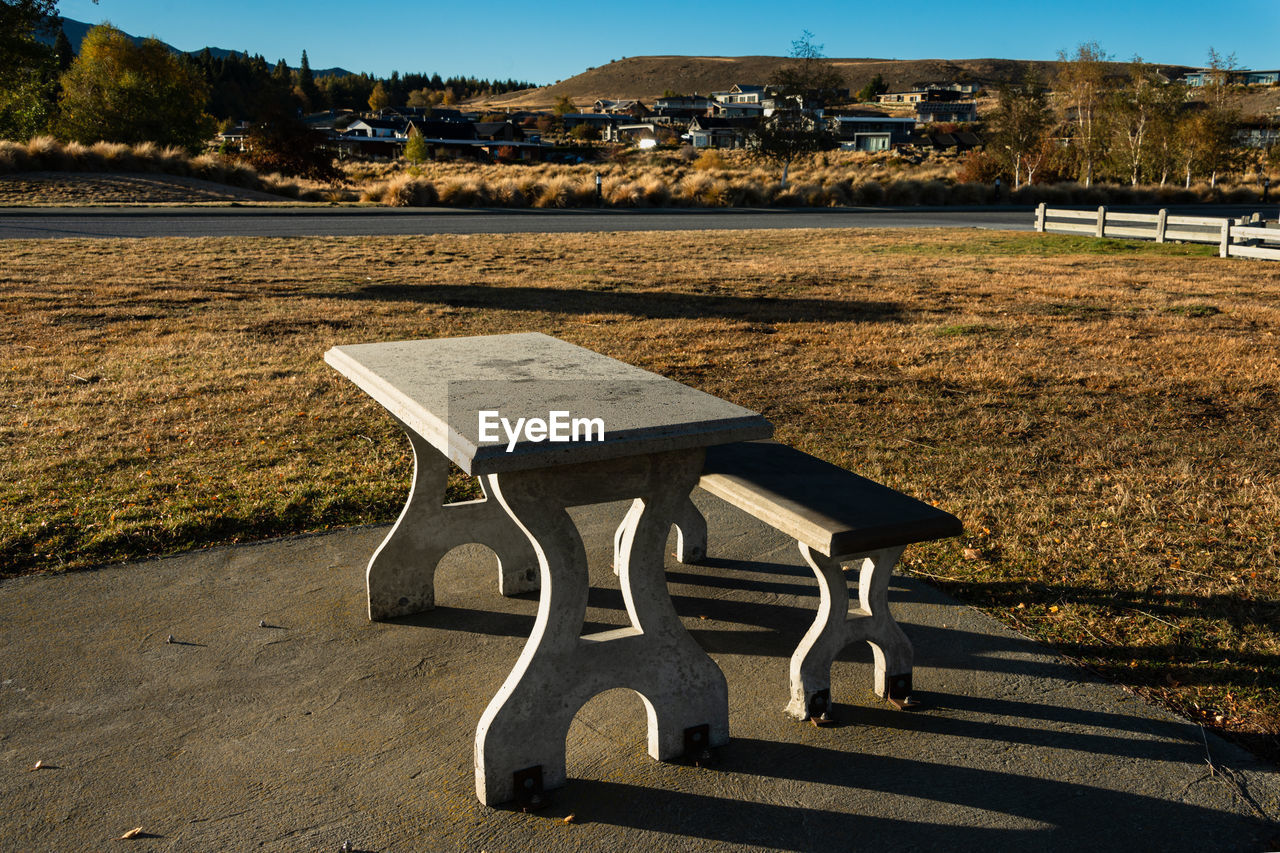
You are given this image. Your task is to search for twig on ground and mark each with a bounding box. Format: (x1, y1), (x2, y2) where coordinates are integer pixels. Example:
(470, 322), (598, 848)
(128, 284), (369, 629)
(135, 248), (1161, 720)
(1127, 607), (1180, 629)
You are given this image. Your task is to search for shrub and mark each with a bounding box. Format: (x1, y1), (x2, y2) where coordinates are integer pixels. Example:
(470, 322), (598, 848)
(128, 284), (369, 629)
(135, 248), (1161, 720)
(956, 150), (1002, 184)
(852, 180), (884, 205)
(436, 177), (486, 207)
(693, 149), (728, 171)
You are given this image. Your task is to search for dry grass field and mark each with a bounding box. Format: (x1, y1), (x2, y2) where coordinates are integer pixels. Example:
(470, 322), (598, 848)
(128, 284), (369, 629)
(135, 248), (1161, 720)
(2, 228), (1277, 764)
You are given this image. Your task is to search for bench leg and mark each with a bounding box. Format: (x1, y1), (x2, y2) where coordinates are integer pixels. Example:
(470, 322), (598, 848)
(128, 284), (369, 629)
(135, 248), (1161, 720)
(786, 544), (912, 720)
(365, 416), (540, 621)
(476, 449), (727, 806)
(612, 493), (707, 574)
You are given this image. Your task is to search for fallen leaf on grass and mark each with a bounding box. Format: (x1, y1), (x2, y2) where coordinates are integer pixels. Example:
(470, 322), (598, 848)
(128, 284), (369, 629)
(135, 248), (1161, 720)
(29, 760), (44, 771)
(562, 814), (576, 824)
(962, 548), (980, 561)
(120, 827), (145, 839)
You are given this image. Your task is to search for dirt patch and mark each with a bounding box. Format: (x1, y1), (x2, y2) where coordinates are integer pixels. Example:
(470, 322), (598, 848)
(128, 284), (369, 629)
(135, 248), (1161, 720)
(0, 171), (291, 206)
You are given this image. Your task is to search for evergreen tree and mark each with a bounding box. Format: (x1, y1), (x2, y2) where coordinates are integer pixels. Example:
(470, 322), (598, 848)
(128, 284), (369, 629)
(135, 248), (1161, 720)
(53, 27), (74, 71)
(298, 49), (321, 110)
(404, 125), (428, 162)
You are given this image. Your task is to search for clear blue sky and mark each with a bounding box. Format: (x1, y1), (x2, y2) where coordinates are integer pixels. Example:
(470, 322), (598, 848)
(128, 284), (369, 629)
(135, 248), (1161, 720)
(55, 0), (1278, 84)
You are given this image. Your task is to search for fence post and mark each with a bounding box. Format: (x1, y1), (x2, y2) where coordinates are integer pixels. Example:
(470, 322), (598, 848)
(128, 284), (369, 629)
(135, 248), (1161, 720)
(1035, 202), (1046, 232)
(1156, 209), (1168, 243)
(1219, 219), (1231, 258)
(1096, 205), (1107, 238)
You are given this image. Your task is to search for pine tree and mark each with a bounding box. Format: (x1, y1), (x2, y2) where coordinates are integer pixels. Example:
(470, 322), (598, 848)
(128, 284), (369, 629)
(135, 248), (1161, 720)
(53, 27), (74, 71)
(298, 50), (321, 110)
(404, 125), (428, 162)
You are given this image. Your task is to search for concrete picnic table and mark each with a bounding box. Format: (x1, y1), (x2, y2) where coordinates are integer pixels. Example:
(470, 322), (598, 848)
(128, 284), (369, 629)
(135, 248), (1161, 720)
(325, 332), (772, 806)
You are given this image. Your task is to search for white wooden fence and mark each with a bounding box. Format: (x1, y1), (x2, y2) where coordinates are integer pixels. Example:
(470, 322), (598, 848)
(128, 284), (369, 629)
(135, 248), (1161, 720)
(1034, 204), (1280, 261)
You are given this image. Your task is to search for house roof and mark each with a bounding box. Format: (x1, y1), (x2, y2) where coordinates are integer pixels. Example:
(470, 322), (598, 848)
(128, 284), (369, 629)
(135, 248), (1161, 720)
(690, 116), (757, 131)
(351, 117), (408, 130)
(408, 119), (477, 140)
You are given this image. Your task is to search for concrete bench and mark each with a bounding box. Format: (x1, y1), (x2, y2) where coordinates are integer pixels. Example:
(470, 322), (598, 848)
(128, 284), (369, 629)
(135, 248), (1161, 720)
(617, 440), (962, 722)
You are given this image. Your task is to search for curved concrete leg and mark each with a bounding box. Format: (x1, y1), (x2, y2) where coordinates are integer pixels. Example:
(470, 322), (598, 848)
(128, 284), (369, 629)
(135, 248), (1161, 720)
(673, 495), (708, 564)
(786, 544), (910, 720)
(612, 493), (707, 574)
(476, 448), (726, 806)
(366, 417), (540, 621)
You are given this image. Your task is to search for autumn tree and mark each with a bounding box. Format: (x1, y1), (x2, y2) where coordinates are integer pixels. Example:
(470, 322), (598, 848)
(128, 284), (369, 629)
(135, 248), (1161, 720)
(990, 68), (1052, 188)
(57, 25), (214, 150)
(368, 81), (391, 112)
(1179, 48), (1242, 188)
(1106, 59), (1165, 185)
(1056, 41), (1111, 186)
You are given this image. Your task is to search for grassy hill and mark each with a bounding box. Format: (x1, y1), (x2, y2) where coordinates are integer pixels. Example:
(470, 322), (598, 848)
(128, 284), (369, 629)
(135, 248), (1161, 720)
(38, 17), (351, 76)
(483, 54), (1196, 108)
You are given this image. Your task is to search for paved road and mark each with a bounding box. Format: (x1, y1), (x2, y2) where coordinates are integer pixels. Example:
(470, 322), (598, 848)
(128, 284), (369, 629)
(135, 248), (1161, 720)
(1, 204), (1270, 240)
(0, 205), (1038, 239)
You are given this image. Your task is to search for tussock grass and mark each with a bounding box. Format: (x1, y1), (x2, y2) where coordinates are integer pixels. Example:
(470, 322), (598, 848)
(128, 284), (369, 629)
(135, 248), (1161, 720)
(356, 148), (1274, 209)
(0, 137), (327, 201)
(2, 228), (1278, 762)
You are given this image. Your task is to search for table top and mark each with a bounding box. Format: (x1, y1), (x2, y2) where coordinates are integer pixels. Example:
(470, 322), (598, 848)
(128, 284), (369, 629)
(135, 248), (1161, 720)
(325, 333), (772, 474)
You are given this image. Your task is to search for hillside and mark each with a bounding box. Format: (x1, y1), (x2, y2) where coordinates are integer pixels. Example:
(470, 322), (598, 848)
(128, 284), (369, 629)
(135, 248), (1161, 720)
(483, 54), (1196, 108)
(37, 17), (351, 76)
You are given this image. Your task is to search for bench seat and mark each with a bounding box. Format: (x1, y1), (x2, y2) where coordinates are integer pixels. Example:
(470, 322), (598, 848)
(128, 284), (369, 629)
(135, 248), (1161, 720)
(617, 440), (962, 722)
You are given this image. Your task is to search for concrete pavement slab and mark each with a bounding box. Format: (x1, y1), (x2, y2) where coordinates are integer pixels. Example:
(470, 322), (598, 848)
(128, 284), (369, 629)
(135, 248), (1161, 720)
(1, 494), (1276, 852)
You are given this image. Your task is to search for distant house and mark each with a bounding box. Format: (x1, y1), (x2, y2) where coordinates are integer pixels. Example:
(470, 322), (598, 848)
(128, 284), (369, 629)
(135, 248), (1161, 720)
(927, 131), (983, 152)
(828, 115), (917, 151)
(345, 117), (409, 139)
(1183, 68), (1280, 86)
(687, 116), (756, 149)
(1235, 121), (1280, 148)
(877, 88), (966, 105)
(915, 100), (977, 124)
(912, 81), (981, 94)
(605, 122), (659, 144)
(711, 84), (767, 104)
(593, 99), (649, 117)
(653, 95), (714, 120)
(560, 113), (616, 132)
(472, 121), (523, 142)
(710, 100), (765, 119)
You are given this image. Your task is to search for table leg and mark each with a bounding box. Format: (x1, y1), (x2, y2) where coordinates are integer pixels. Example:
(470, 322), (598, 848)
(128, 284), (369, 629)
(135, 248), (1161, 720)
(475, 448), (727, 806)
(612, 493), (707, 574)
(786, 544), (913, 720)
(366, 416), (540, 621)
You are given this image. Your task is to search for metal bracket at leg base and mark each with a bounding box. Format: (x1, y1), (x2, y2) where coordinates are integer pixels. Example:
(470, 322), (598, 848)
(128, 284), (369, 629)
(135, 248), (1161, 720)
(885, 673), (925, 711)
(513, 765), (550, 813)
(807, 689), (836, 727)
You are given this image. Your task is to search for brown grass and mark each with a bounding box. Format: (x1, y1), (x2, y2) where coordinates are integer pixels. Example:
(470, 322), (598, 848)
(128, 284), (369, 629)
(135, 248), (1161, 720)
(1, 228), (1278, 763)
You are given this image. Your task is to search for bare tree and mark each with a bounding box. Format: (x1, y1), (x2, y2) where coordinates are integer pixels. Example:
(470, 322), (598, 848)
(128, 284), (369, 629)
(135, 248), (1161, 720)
(754, 31), (843, 187)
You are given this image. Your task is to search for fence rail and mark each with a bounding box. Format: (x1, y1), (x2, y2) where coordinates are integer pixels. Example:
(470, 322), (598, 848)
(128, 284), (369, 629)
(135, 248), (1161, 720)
(1034, 204), (1280, 261)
